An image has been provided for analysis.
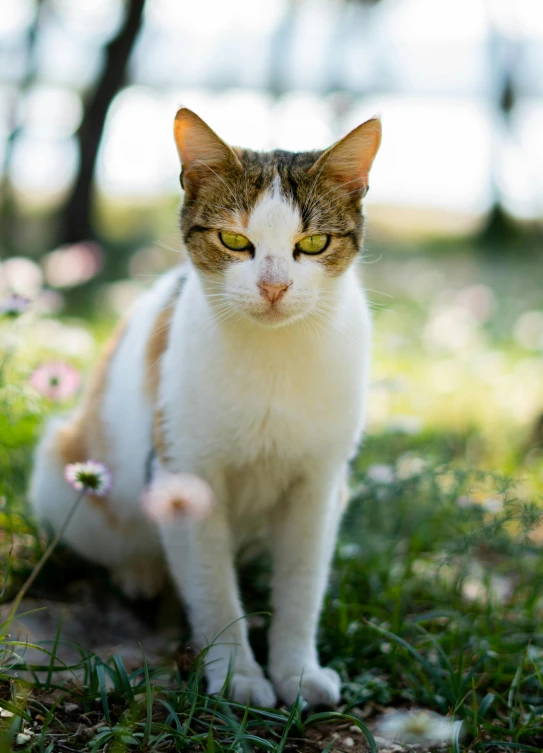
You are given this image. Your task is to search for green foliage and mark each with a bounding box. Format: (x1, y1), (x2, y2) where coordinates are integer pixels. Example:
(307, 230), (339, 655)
(1, 248), (543, 750)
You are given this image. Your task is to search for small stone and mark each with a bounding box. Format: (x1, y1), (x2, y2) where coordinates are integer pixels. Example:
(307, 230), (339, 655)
(0, 709), (14, 718)
(16, 732), (33, 745)
(343, 737), (355, 748)
(349, 725), (363, 734)
(64, 702), (80, 713)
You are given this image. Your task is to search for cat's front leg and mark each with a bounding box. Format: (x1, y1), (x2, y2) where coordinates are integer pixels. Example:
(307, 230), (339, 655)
(159, 488), (276, 707)
(268, 467), (345, 707)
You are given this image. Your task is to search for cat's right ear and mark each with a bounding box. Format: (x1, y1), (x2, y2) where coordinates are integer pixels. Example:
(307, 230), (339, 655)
(174, 108), (243, 198)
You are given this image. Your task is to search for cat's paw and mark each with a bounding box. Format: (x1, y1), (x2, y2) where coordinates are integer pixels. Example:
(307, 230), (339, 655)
(208, 673), (277, 707)
(274, 666), (341, 707)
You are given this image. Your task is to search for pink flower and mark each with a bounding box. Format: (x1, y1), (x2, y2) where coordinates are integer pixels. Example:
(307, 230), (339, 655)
(65, 460), (113, 497)
(142, 471), (213, 523)
(30, 362), (80, 400)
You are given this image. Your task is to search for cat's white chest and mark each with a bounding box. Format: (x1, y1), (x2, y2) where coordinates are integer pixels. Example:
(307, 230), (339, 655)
(164, 275), (370, 488)
(217, 348), (359, 461)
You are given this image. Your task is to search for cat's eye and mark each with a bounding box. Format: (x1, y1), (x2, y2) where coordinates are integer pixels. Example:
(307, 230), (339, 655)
(219, 231), (253, 251)
(296, 234), (330, 254)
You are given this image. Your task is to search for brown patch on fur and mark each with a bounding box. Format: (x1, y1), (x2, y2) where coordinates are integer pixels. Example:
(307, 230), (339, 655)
(144, 279), (184, 466)
(57, 320), (128, 526)
(153, 407), (171, 467)
(57, 423), (88, 467)
(144, 297), (176, 403)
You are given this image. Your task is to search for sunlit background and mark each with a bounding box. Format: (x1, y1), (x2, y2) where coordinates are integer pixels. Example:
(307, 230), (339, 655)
(2, 0), (543, 230)
(1, 0), (543, 475)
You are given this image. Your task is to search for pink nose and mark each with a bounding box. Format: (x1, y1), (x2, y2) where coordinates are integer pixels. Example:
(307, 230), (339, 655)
(258, 282), (290, 304)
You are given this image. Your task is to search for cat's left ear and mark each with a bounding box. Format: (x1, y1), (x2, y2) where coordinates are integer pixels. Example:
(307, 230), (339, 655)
(309, 117), (381, 195)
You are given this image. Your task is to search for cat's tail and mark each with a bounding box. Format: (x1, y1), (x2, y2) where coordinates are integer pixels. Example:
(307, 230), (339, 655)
(28, 415), (74, 528)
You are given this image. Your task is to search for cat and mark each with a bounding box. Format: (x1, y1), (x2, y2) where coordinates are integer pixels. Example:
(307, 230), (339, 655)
(29, 107), (381, 708)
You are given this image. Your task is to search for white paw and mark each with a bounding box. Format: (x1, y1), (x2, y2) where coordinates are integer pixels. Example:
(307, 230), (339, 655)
(208, 672), (277, 707)
(111, 560), (165, 600)
(274, 666), (341, 707)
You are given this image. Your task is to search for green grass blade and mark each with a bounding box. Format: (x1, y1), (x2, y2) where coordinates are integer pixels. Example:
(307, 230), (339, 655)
(140, 644), (153, 745)
(95, 662), (111, 724)
(44, 613), (63, 689)
(112, 654), (137, 716)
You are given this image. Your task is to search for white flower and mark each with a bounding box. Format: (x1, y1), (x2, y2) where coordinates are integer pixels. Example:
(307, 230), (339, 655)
(64, 460), (113, 496)
(142, 470), (213, 522)
(386, 414), (422, 435)
(481, 496), (503, 513)
(396, 454), (426, 480)
(377, 710), (459, 744)
(339, 543), (361, 560)
(456, 495), (474, 508)
(366, 464), (395, 485)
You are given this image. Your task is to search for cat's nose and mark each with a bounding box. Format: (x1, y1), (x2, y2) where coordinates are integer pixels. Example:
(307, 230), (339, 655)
(258, 281), (290, 304)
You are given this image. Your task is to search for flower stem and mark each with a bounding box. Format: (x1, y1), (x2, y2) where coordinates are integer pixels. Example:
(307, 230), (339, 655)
(6, 491), (85, 621)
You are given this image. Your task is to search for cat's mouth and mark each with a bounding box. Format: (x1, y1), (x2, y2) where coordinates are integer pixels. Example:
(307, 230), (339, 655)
(244, 298), (305, 328)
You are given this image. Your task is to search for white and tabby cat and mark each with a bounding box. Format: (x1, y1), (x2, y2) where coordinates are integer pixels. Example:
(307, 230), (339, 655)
(30, 108), (381, 707)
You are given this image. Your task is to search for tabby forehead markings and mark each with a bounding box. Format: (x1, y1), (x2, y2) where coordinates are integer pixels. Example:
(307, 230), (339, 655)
(245, 174), (301, 251)
(179, 150), (367, 277)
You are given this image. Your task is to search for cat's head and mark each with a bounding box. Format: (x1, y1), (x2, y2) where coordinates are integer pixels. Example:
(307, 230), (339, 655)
(174, 108), (381, 328)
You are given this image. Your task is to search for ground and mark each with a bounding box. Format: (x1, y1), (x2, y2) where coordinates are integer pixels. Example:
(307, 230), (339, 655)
(1, 242), (543, 751)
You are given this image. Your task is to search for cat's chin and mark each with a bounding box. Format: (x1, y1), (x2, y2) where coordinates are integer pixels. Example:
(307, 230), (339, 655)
(242, 304), (304, 329)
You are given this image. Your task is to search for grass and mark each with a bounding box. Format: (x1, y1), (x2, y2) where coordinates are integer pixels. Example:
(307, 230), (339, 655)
(1, 242), (543, 751)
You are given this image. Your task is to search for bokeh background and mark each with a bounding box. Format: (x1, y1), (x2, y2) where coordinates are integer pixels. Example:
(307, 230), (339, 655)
(1, 0), (543, 474)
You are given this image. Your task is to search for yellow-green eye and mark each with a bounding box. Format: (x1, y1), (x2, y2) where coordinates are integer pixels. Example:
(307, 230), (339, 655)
(219, 231), (253, 251)
(296, 234), (329, 254)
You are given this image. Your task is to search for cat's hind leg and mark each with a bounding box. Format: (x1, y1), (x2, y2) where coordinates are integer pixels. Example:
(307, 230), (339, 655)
(29, 417), (164, 598)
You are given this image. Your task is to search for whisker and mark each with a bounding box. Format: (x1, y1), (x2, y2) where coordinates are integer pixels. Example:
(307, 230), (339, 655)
(363, 287), (393, 299)
(355, 253), (382, 266)
(154, 240), (184, 254)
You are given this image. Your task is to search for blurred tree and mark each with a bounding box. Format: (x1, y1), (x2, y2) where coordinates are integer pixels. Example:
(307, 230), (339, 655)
(479, 16), (520, 244)
(0, 0), (45, 255)
(61, 0), (146, 244)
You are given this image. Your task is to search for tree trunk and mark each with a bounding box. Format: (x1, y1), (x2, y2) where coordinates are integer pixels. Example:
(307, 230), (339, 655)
(61, 0), (146, 244)
(0, 0), (45, 255)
